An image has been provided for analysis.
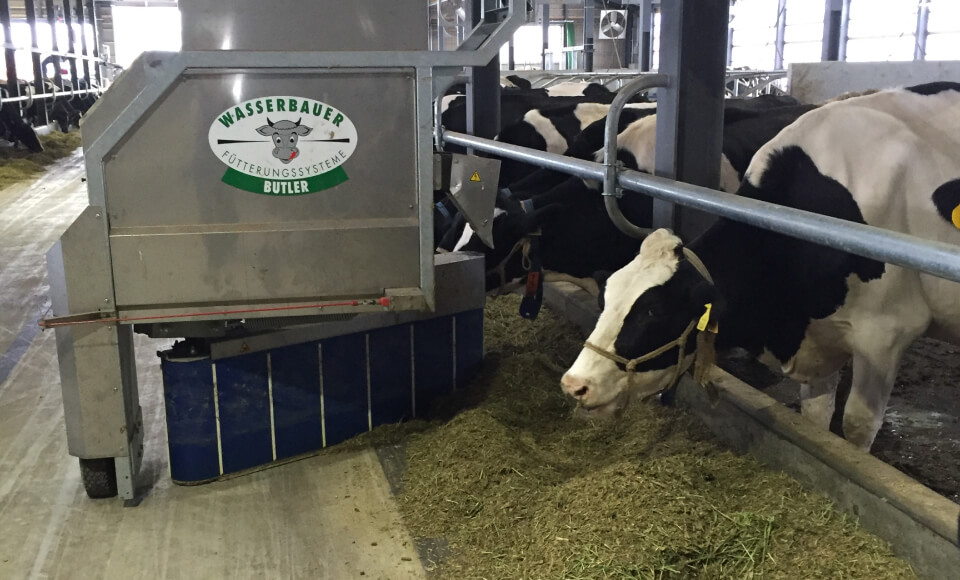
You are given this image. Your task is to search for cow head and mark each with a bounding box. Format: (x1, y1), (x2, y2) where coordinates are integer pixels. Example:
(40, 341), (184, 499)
(561, 229), (715, 416)
(256, 118), (313, 164)
(453, 203), (562, 291)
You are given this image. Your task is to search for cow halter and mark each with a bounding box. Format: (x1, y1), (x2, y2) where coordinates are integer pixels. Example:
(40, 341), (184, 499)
(582, 246), (719, 400)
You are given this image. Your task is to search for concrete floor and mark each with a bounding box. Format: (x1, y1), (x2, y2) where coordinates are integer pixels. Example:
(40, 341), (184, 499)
(0, 153), (425, 579)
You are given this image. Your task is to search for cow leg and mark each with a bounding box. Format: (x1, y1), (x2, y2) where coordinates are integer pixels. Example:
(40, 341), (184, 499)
(799, 370), (840, 431)
(842, 351), (900, 451)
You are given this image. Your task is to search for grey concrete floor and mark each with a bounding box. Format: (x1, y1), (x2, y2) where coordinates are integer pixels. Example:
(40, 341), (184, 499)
(0, 152), (424, 579)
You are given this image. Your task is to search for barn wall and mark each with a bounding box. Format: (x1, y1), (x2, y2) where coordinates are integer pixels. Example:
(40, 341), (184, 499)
(788, 60), (960, 103)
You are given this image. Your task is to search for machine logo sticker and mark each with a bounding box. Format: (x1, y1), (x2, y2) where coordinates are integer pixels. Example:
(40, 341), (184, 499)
(208, 96), (358, 196)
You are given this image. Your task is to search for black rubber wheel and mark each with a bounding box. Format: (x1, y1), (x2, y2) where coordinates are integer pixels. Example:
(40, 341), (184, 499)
(79, 458), (119, 499)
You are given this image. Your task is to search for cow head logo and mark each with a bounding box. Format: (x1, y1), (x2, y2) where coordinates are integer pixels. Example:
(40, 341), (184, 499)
(256, 117), (313, 164)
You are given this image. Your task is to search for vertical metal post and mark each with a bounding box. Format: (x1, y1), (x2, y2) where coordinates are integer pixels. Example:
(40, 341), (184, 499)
(821, 0), (843, 61)
(45, 0), (62, 86)
(727, 27), (734, 66)
(640, 0), (652, 71)
(653, 0), (729, 238)
(541, 3), (549, 69)
(838, 0), (851, 61)
(26, 0), (49, 124)
(466, 0), (500, 141)
(61, 0), (78, 87)
(86, 0), (100, 85)
(583, 0), (594, 72)
(914, 0), (929, 61)
(1, 0), (19, 99)
(774, 0), (787, 70)
(508, 37), (515, 70)
(623, 5), (635, 68)
(75, 0), (90, 83)
(436, 0), (443, 51)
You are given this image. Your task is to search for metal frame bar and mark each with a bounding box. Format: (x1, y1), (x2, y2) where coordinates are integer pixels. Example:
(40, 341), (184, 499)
(441, 130), (960, 284)
(602, 74), (669, 237)
(86, 0), (101, 85)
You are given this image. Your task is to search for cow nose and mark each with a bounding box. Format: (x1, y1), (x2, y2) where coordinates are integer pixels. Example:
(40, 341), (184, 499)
(561, 374), (590, 399)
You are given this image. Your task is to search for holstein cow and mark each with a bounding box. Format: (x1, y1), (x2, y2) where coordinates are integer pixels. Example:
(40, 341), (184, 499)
(449, 102), (815, 291)
(496, 101), (658, 187)
(257, 118), (312, 164)
(561, 83), (960, 451)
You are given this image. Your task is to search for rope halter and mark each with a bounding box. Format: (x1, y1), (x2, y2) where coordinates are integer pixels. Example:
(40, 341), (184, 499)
(581, 246), (719, 401)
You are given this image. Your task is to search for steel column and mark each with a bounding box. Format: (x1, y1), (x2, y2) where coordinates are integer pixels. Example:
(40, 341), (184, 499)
(838, 0), (851, 61)
(623, 4), (635, 68)
(1, 0), (18, 99)
(86, 0), (100, 85)
(25, 0), (49, 125)
(821, 0), (842, 61)
(583, 0), (594, 72)
(541, 3), (550, 69)
(774, 0), (787, 70)
(640, 0), (652, 72)
(467, 0), (500, 141)
(914, 0), (929, 61)
(61, 0), (78, 87)
(653, 0), (729, 238)
(45, 0), (62, 86)
(508, 37), (515, 70)
(75, 0), (90, 82)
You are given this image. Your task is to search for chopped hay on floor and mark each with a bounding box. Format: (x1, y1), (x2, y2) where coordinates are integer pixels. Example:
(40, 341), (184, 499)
(356, 295), (916, 578)
(0, 131), (82, 186)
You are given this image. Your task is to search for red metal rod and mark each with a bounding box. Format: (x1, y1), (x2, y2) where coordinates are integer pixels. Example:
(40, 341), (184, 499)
(39, 297), (392, 329)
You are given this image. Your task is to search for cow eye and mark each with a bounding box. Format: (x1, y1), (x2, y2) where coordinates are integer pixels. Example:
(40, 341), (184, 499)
(289, 137), (295, 144)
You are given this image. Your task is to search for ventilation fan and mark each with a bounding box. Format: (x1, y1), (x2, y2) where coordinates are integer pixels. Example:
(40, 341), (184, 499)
(439, 0), (466, 27)
(599, 9), (627, 40)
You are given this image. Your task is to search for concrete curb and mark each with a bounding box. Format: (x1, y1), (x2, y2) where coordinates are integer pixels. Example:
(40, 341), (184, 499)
(542, 280), (960, 580)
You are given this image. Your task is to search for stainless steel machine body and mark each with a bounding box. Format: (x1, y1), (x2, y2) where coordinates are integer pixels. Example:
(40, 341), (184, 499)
(46, 0), (523, 500)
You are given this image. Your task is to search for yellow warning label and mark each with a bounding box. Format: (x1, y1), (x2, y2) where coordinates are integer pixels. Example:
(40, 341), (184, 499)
(470, 171), (482, 183)
(952, 205), (960, 229)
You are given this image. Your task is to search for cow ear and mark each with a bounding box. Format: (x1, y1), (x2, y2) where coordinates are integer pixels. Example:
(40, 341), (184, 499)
(592, 270), (612, 309)
(256, 125), (274, 136)
(295, 125), (313, 136)
(689, 279), (716, 309)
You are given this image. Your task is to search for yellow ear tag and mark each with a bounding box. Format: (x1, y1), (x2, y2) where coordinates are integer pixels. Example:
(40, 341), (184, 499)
(697, 303), (713, 332)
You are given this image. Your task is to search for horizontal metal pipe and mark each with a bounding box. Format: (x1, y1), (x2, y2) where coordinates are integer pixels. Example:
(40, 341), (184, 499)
(441, 130), (960, 284)
(444, 131), (604, 181)
(0, 88), (101, 103)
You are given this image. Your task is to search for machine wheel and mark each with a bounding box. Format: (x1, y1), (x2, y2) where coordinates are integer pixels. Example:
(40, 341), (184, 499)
(79, 458), (119, 499)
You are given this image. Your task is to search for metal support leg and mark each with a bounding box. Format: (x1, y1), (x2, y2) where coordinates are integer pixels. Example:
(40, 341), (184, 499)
(45, 0), (62, 87)
(47, 206), (143, 501)
(653, 0), (729, 239)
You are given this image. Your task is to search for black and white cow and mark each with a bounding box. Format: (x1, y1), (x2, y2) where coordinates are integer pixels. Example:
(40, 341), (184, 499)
(450, 102), (815, 290)
(561, 83), (960, 452)
(496, 102), (658, 187)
